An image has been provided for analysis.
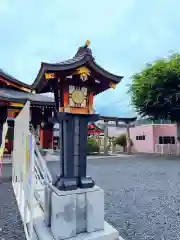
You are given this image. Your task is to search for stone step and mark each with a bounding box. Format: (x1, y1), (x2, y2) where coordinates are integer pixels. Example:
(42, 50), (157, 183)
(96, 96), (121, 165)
(34, 217), (123, 240)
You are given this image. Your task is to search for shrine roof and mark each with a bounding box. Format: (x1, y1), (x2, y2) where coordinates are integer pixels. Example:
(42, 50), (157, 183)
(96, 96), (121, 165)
(0, 68), (31, 90)
(88, 122), (104, 132)
(0, 88), (54, 105)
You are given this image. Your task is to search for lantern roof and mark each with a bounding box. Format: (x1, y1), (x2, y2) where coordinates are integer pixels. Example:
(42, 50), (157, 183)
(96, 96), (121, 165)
(31, 41), (123, 94)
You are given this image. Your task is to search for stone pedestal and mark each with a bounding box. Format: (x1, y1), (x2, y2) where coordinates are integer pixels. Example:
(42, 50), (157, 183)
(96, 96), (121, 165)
(43, 185), (120, 240)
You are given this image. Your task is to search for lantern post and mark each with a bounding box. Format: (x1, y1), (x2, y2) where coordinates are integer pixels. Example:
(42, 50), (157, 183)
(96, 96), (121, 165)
(46, 41), (100, 191)
(33, 41), (123, 240)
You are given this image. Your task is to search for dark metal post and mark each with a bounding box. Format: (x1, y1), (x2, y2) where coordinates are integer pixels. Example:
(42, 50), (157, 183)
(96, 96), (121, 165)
(52, 113), (99, 191)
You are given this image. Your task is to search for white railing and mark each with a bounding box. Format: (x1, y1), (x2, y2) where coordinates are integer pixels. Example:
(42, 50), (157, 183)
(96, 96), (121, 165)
(12, 101), (52, 240)
(155, 143), (180, 155)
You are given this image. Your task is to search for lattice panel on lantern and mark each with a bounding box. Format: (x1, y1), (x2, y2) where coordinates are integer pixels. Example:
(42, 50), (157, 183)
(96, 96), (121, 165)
(69, 85), (87, 108)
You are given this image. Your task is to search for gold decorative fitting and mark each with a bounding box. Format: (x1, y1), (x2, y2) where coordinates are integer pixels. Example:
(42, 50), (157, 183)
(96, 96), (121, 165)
(73, 67), (91, 82)
(85, 40), (91, 46)
(109, 82), (116, 89)
(80, 73), (88, 82)
(45, 73), (56, 80)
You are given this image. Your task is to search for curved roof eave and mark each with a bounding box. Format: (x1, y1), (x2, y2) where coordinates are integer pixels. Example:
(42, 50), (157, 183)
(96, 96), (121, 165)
(88, 60), (123, 83)
(0, 69), (32, 91)
(31, 54), (123, 90)
(31, 55), (89, 89)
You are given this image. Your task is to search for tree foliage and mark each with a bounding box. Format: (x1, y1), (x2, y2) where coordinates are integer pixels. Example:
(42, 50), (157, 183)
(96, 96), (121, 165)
(129, 54), (180, 121)
(114, 134), (133, 147)
(114, 133), (127, 147)
(87, 137), (99, 154)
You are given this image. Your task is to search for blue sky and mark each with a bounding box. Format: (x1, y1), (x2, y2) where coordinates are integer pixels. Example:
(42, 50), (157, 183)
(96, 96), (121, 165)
(0, 0), (180, 117)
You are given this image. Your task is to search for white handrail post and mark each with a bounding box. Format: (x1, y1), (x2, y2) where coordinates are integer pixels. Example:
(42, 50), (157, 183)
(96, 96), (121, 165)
(161, 144), (163, 155)
(29, 135), (35, 239)
(168, 144), (170, 155)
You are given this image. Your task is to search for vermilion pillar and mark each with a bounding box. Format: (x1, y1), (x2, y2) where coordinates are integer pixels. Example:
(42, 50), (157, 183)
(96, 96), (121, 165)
(40, 127), (53, 149)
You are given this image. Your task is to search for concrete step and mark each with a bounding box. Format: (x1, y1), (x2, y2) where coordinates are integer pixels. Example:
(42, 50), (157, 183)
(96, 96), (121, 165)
(34, 217), (123, 240)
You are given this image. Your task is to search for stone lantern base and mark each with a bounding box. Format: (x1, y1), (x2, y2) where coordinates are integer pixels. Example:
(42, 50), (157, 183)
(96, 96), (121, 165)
(33, 185), (123, 240)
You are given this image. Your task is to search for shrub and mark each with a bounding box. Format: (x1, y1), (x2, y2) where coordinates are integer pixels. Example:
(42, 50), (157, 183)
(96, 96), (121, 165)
(87, 137), (100, 154)
(114, 133), (133, 152)
(115, 134), (126, 146)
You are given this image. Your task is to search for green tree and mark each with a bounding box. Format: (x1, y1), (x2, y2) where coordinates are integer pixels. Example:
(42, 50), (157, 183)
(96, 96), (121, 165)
(114, 133), (133, 152)
(129, 53), (180, 142)
(87, 137), (100, 154)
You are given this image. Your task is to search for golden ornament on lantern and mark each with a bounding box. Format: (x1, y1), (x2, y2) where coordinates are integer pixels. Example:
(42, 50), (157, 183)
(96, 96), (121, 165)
(80, 73), (88, 82)
(109, 82), (116, 89)
(73, 67), (91, 82)
(85, 40), (91, 46)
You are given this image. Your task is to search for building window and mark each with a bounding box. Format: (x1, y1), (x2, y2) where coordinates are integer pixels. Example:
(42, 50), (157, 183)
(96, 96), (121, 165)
(136, 135), (145, 140)
(159, 136), (175, 144)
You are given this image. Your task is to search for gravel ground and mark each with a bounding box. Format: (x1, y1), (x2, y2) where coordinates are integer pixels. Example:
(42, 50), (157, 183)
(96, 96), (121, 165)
(0, 182), (25, 240)
(87, 157), (180, 240)
(2, 156), (180, 239)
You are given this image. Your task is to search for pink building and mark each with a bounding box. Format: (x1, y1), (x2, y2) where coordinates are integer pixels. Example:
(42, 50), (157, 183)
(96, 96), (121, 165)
(130, 124), (177, 153)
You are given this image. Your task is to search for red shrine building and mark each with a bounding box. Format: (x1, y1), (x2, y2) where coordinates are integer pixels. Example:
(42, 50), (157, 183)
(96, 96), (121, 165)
(0, 72), (55, 153)
(0, 42), (122, 154)
(88, 123), (104, 136)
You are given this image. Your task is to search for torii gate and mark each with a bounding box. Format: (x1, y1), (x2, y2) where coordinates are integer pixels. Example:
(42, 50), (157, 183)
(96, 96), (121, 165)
(97, 116), (137, 154)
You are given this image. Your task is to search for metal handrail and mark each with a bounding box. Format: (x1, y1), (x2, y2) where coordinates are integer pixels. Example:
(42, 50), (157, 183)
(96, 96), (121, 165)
(34, 143), (52, 183)
(29, 127), (52, 184)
